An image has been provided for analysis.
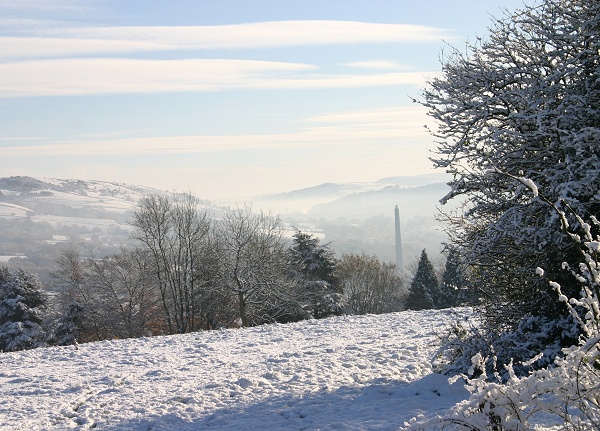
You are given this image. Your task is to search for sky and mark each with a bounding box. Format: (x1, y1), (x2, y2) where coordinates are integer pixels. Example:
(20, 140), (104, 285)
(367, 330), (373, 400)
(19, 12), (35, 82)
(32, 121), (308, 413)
(0, 0), (533, 200)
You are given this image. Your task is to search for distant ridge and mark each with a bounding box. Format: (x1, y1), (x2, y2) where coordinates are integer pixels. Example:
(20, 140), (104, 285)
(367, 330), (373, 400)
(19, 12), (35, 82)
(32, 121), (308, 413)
(308, 182), (451, 221)
(0, 174), (454, 221)
(375, 172), (451, 187)
(0, 176), (170, 231)
(252, 173), (452, 215)
(0, 176), (49, 192)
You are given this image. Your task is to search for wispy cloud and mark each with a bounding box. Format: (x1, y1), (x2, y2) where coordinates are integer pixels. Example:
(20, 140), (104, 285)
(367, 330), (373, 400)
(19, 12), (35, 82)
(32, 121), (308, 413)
(0, 1), (88, 14)
(0, 58), (429, 97)
(308, 106), (427, 124)
(343, 60), (408, 70)
(1, 21), (453, 59)
(0, 106), (429, 157)
(0, 36), (171, 58)
(55, 21), (452, 46)
(0, 58), (312, 97)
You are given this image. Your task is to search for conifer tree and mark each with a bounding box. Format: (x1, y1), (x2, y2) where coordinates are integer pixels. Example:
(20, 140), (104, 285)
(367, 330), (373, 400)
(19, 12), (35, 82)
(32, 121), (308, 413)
(0, 268), (47, 351)
(49, 302), (83, 346)
(405, 250), (438, 310)
(288, 228), (337, 286)
(287, 228), (341, 319)
(438, 247), (465, 308)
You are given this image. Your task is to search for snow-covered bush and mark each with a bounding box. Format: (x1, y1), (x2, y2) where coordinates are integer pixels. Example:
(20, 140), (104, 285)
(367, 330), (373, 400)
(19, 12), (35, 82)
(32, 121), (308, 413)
(406, 210), (600, 430)
(336, 253), (405, 315)
(435, 312), (579, 380)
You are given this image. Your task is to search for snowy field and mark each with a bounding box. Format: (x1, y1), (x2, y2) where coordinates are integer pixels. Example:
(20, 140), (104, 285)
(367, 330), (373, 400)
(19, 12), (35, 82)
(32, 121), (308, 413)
(0, 309), (472, 431)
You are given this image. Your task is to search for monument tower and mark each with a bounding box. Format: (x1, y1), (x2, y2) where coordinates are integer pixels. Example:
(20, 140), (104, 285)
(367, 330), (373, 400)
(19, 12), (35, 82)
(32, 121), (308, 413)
(394, 205), (403, 272)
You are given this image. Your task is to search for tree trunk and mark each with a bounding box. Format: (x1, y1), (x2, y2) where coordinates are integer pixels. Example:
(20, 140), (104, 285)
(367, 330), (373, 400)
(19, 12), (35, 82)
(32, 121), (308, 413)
(238, 292), (248, 327)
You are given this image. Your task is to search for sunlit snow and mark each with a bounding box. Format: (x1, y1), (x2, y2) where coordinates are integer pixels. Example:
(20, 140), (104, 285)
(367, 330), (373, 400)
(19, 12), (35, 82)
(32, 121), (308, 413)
(0, 309), (470, 430)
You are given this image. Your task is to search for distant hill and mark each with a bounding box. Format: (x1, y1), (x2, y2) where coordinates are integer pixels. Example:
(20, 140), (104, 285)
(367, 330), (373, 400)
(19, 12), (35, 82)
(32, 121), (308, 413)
(308, 182), (451, 221)
(0, 176), (160, 228)
(251, 173), (451, 215)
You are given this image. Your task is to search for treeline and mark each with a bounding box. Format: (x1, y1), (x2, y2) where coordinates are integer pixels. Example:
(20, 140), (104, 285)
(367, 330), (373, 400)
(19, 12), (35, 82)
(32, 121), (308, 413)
(0, 193), (475, 351)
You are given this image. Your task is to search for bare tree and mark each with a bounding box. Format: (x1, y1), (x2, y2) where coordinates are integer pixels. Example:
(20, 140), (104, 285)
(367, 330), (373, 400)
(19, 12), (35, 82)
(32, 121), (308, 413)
(337, 253), (406, 315)
(52, 247), (102, 341)
(86, 248), (163, 338)
(53, 247), (87, 296)
(53, 247), (164, 341)
(214, 205), (290, 327)
(130, 193), (212, 333)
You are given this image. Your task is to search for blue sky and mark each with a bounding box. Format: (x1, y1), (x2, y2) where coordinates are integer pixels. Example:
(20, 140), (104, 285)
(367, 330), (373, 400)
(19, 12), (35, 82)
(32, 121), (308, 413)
(0, 0), (532, 200)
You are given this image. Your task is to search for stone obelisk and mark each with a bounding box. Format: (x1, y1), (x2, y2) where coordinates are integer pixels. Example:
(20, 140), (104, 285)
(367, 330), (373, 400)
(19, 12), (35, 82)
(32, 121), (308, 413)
(394, 205), (403, 272)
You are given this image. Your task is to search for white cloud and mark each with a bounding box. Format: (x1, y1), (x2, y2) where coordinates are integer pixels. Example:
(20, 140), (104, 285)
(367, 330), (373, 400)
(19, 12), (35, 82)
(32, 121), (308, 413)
(57, 21), (451, 46)
(0, 57), (429, 97)
(0, 106), (430, 157)
(0, 36), (171, 58)
(343, 61), (408, 70)
(1, 21), (453, 59)
(308, 106), (428, 124)
(0, 1), (86, 14)
(0, 58), (314, 97)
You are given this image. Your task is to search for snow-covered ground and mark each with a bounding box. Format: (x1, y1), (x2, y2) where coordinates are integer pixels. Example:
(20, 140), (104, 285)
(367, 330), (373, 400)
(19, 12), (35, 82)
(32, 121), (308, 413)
(0, 309), (471, 431)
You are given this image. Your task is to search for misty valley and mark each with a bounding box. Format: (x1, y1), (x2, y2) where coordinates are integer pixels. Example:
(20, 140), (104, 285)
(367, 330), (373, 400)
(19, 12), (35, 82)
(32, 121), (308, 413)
(0, 174), (451, 287)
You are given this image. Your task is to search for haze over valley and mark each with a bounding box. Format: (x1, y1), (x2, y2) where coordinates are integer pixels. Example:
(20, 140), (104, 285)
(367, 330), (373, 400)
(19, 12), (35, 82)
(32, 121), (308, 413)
(0, 173), (451, 285)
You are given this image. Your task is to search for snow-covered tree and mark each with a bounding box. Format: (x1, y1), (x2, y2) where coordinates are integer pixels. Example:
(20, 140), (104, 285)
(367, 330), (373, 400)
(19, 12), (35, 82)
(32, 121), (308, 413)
(437, 248), (461, 308)
(405, 250), (438, 310)
(409, 209), (600, 431)
(48, 302), (83, 346)
(53, 246), (166, 341)
(421, 0), (600, 329)
(84, 248), (163, 339)
(0, 268), (47, 352)
(438, 247), (477, 308)
(288, 228), (337, 286)
(286, 229), (342, 320)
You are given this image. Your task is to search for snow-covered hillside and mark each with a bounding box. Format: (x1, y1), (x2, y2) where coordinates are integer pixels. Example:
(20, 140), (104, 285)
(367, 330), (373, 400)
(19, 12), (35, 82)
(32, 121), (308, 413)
(0, 176), (163, 229)
(0, 309), (470, 431)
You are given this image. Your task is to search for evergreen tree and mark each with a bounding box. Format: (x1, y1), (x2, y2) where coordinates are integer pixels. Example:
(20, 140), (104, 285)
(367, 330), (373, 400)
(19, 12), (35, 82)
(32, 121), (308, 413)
(48, 302), (83, 346)
(405, 250), (438, 310)
(289, 228), (337, 286)
(287, 229), (341, 319)
(438, 247), (469, 308)
(0, 268), (47, 352)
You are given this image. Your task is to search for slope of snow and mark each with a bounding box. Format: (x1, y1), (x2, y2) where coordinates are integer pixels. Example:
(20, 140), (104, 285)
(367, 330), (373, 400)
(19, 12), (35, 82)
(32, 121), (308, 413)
(0, 177), (179, 235)
(0, 309), (471, 431)
(0, 202), (32, 218)
(12, 178), (158, 214)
